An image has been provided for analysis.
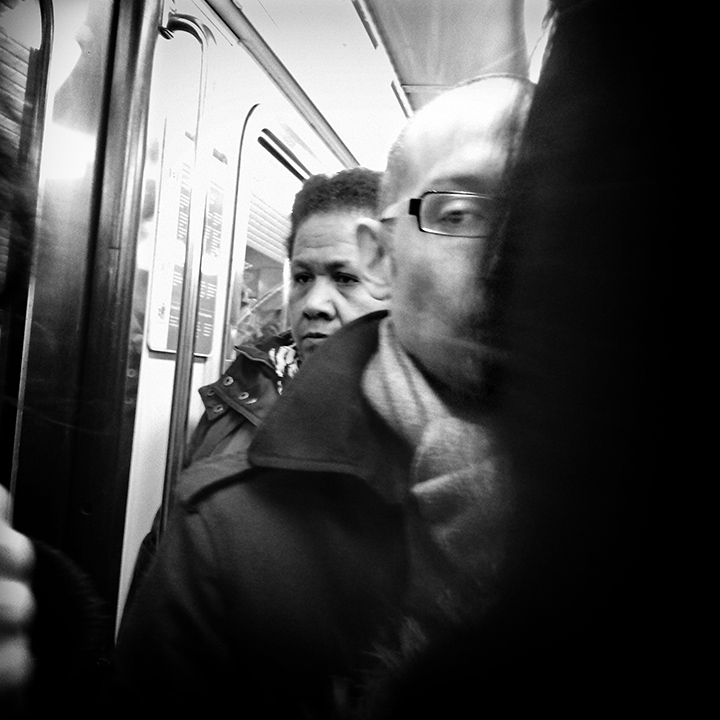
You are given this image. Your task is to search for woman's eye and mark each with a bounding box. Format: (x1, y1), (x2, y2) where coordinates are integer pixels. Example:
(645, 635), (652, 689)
(335, 273), (359, 285)
(293, 272), (312, 284)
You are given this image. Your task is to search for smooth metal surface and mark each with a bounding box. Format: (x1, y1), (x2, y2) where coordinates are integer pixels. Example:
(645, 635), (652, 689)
(12, 0), (165, 619)
(12, 0), (118, 552)
(69, 0), (165, 610)
(67, 0), (165, 610)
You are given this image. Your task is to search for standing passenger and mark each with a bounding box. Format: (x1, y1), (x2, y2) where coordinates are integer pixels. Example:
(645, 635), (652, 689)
(126, 167), (386, 608)
(354, 1), (667, 716)
(107, 74), (536, 717)
(186, 167), (385, 465)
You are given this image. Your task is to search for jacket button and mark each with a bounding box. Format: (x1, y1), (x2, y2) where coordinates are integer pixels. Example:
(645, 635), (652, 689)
(206, 388), (215, 396)
(238, 391), (249, 400)
(212, 404), (225, 413)
(222, 376), (234, 386)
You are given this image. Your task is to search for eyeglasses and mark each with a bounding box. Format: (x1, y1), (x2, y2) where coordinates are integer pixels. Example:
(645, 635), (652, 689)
(380, 191), (497, 238)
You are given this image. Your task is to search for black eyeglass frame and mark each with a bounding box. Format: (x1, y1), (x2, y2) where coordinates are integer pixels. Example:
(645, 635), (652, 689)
(380, 190), (497, 238)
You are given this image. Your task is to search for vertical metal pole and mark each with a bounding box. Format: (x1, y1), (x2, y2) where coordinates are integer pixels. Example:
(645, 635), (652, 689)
(159, 17), (209, 535)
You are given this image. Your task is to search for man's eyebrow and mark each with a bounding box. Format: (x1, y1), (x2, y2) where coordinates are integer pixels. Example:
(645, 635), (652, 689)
(427, 171), (498, 193)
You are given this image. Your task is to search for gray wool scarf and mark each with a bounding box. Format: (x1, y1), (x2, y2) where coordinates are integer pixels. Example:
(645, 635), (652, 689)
(361, 318), (512, 596)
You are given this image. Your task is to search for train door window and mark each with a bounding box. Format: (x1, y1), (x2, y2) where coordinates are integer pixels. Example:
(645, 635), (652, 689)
(144, 29), (205, 355)
(224, 123), (305, 361)
(0, 0), (41, 294)
(1, 0), (42, 303)
(0, 0), (47, 488)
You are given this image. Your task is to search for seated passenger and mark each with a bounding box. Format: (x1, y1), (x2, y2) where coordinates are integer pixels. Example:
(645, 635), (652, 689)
(108, 74), (535, 717)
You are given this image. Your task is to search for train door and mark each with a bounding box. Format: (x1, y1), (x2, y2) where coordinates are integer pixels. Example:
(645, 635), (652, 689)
(116, 0), (347, 622)
(2, 0), (352, 628)
(2, 0), (144, 620)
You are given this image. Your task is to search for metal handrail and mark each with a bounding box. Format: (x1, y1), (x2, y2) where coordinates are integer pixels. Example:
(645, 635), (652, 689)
(159, 15), (211, 536)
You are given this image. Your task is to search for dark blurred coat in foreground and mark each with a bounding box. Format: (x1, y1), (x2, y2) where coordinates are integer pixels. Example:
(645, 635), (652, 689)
(360, 1), (666, 716)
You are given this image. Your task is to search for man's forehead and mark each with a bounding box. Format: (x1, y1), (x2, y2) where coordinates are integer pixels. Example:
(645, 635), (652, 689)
(404, 124), (511, 196)
(417, 76), (532, 126)
(397, 76), (532, 194)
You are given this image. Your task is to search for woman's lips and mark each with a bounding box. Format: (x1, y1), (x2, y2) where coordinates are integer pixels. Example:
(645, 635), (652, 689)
(300, 333), (328, 355)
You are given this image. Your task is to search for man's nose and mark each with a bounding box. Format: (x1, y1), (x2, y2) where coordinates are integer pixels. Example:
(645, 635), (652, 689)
(302, 278), (338, 318)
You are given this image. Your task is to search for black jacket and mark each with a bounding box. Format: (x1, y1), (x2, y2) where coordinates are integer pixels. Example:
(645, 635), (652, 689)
(123, 333), (296, 614)
(109, 312), (435, 717)
(185, 331), (296, 466)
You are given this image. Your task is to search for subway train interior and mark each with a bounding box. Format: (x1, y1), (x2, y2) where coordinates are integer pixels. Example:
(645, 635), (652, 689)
(0, 0), (551, 630)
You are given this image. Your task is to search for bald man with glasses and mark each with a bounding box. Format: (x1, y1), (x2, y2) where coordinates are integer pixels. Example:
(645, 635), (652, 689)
(109, 74), (535, 718)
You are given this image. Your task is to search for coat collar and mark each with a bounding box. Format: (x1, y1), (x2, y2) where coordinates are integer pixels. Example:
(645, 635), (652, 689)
(198, 331), (296, 422)
(235, 329), (294, 366)
(248, 311), (410, 503)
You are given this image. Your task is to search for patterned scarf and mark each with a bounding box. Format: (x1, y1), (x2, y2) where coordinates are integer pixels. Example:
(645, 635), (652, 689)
(361, 318), (512, 615)
(267, 342), (299, 394)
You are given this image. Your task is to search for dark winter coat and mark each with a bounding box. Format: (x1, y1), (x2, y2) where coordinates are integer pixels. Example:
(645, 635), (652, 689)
(184, 331), (296, 465)
(123, 332), (296, 614)
(108, 312), (451, 717)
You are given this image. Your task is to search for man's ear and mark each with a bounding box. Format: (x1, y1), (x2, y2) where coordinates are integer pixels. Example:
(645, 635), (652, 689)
(356, 218), (392, 301)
